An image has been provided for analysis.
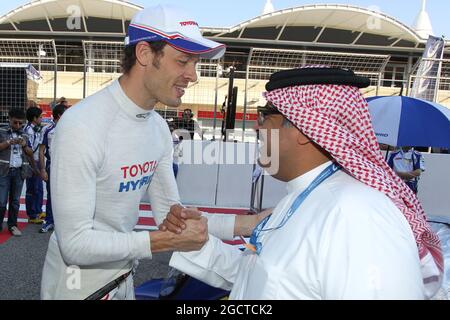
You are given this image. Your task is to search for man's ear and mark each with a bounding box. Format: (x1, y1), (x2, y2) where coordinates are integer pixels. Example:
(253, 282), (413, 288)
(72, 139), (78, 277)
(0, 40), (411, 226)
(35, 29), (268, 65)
(135, 41), (152, 67)
(296, 130), (311, 146)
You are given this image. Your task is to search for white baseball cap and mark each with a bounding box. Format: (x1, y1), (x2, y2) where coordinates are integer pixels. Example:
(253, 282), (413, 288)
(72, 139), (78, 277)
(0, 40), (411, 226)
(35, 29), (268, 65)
(125, 5), (225, 59)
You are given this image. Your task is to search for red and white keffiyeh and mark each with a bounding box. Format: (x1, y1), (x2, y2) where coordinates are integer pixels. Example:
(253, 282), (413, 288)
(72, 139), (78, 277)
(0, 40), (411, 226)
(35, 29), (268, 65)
(264, 73), (443, 298)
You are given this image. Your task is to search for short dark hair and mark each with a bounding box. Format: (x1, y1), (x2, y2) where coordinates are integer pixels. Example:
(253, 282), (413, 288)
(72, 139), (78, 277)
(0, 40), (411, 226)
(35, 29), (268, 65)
(121, 41), (167, 74)
(183, 108), (193, 118)
(53, 104), (66, 119)
(8, 108), (25, 119)
(27, 100), (38, 108)
(26, 106), (42, 122)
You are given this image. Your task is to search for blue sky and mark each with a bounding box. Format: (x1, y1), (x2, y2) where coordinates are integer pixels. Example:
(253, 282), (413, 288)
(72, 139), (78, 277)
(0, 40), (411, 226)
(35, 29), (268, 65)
(0, 0), (448, 37)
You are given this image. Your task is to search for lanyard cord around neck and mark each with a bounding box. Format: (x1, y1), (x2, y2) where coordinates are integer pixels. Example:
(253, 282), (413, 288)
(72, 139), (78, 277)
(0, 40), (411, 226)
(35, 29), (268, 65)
(246, 162), (341, 255)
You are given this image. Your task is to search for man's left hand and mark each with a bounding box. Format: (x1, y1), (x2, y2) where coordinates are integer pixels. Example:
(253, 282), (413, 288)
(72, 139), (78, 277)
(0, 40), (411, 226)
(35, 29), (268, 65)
(234, 207), (274, 237)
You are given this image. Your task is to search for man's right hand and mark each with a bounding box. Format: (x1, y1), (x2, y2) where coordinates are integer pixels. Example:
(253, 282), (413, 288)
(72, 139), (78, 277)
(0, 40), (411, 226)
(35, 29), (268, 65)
(41, 169), (49, 181)
(159, 204), (202, 234)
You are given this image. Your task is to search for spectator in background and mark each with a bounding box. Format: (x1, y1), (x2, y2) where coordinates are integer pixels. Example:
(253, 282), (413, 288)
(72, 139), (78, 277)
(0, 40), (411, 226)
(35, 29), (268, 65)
(220, 96), (227, 141)
(49, 100), (56, 111)
(387, 146), (425, 194)
(24, 107), (45, 224)
(27, 100), (38, 109)
(38, 104), (66, 233)
(168, 122), (183, 178)
(0, 108), (35, 236)
(175, 108), (202, 139)
(57, 97), (69, 108)
(50, 97), (69, 111)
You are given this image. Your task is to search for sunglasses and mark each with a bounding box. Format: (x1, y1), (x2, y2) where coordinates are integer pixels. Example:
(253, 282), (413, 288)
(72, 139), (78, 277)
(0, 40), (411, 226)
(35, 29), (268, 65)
(256, 103), (281, 126)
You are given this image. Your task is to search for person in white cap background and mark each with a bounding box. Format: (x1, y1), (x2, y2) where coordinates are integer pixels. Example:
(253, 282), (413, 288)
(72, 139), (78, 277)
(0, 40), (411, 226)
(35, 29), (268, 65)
(169, 66), (443, 300)
(40, 4), (267, 300)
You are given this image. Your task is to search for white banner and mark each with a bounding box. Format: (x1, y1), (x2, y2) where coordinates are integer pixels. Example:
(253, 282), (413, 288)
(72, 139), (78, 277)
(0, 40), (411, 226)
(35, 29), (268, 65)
(410, 35), (445, 101)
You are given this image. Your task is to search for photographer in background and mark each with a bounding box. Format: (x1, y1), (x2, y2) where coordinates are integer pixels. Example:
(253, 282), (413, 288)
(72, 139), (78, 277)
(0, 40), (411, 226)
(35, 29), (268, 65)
(175, 108), (203, 140)
(0, 108), (35, 236)
(24, 107), (45, 224)
(38, 104), (67, 233)
(387, 146), (425, 194)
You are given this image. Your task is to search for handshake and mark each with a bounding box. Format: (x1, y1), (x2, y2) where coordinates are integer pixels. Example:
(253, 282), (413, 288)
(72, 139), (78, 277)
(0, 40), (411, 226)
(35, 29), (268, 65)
(155, 204), (274, 253)
(157, 204), (209, 252)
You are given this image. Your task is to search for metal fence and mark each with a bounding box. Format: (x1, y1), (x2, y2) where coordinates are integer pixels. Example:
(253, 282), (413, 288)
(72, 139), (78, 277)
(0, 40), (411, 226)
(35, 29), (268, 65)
(242, 48), (391, 138)
(81, 41), (223, 122)
(0, 39), (414, 141)
(82, 41), (123, 98)
(81, 41), (226, 138)
(0, 39), (58, 107)
(409, 58), (450, 104)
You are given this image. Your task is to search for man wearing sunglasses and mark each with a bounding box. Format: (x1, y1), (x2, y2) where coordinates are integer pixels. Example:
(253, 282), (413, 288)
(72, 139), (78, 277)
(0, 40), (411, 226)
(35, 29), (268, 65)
(0, 108), (35, 236)
(169, 66), (442, 299)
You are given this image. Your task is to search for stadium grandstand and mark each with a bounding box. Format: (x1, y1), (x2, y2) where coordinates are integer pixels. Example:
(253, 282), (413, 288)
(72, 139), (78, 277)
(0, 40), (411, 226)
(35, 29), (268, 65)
(0, 0), (449, 140)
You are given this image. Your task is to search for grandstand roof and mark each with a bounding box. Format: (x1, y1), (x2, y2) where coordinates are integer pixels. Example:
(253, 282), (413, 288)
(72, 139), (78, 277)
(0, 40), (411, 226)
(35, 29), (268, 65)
(0, 0), (140, 35)
(203, 4), (433, 51)
(0, 1), (447, 52)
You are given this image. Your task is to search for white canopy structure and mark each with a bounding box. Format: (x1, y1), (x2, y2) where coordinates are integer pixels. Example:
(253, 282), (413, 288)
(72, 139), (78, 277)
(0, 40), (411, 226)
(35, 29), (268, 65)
(0, 1), (447, 51)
